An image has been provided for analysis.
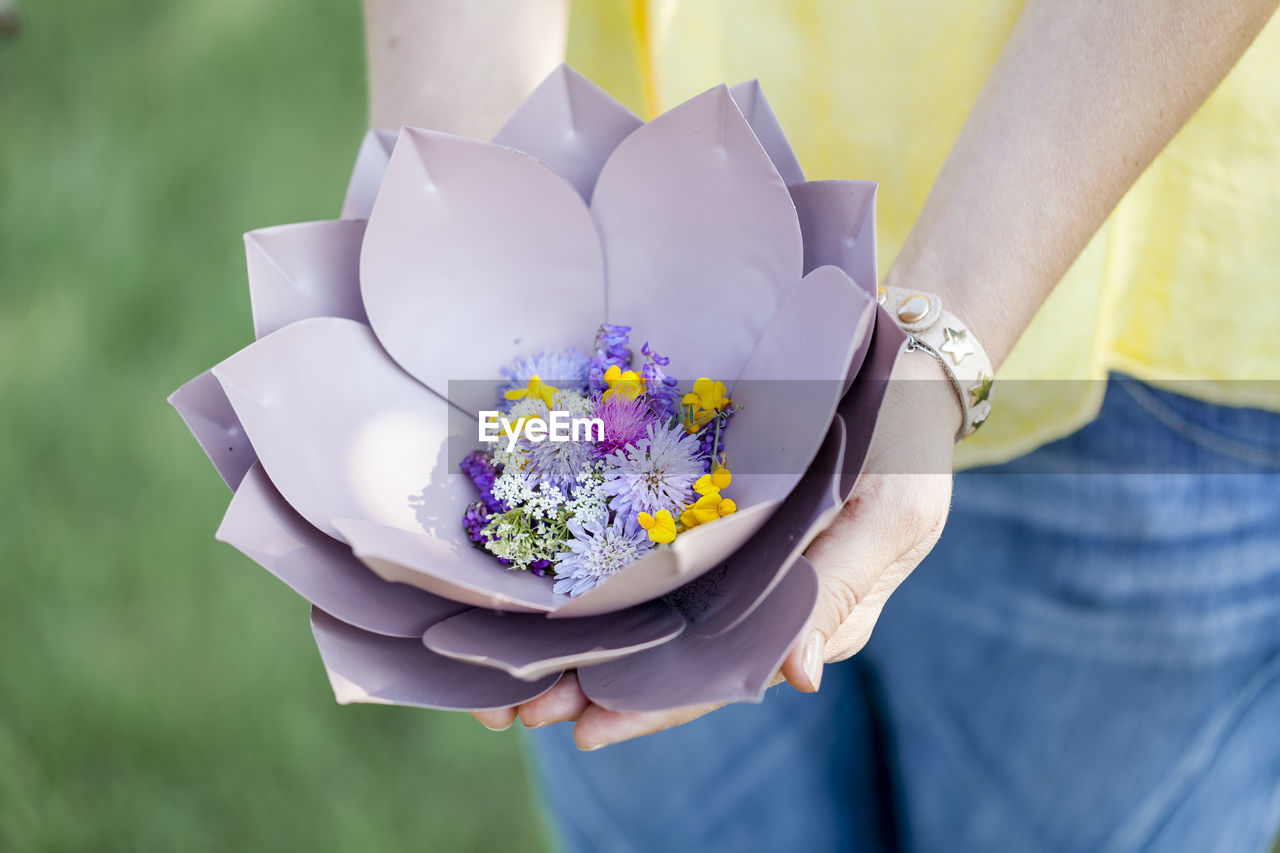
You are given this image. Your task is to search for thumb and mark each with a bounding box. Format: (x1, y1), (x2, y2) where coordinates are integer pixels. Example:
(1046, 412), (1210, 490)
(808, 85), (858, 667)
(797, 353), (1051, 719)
(779, 470), (952, 693)
(778, 534), (867, 693)
(779, 478), (896, 693)
(780, 621), (829, 694)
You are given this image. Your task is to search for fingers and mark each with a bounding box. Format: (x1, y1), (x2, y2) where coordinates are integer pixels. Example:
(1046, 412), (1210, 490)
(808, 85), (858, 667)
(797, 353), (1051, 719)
(573, 700), (724, 751)
(518, 671), (590, 728)
(794, 469), (951, 671)
(469, 706), (518, 732)
(826, 542), (918, 653)
(470, 678), (724, 751)
(780, 630), (826, 693)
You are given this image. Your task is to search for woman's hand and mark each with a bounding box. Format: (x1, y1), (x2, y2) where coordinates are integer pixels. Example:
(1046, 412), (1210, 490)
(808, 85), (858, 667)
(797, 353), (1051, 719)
(471, 352), (960, 748)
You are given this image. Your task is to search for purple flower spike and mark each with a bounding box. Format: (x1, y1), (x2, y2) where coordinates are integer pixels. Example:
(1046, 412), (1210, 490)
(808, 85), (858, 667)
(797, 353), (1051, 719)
(588, 323), (632, 392)
(596, 323), (632, 363)
(640, 340), (681, 418)
(459, 450), (505, 514)
(171, 65), (890, 717)
(463, 501), (494, 545)
(695, 406), (737, 471)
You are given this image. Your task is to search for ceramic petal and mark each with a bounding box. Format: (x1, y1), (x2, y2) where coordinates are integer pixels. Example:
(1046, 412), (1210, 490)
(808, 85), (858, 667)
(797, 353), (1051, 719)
(218, 463), (467, 637)
(576, 556), (818, 712)
(211, 317), (454, 541)
(728, 80), (805, 186)
(790, 179), (878, 294)
(310, 608), (559, 711)
(340, 128), (397, 220)
(672, 416), (846, 639)
(333, 517), (566, 614)
(837, 305), (906, 499)
(245, 219), (368, 339)
(492, 64), (642, 202)
(168, 369), (258, 490)
(590, 84), (803, 383)
(726, 264), (874, 509)
(422, 600), (685, 681)
(360, 127), (605, 413)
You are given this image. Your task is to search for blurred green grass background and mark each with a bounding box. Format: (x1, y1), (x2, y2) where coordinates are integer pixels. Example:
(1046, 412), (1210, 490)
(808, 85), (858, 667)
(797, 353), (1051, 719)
(0, 2), (551, 850)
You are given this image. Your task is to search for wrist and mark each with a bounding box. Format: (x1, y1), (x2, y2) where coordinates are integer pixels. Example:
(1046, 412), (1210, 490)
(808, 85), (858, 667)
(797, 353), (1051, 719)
(892, 346), (964, 440)
(879, 285), (994, 441)
(882, 256), (1020, 372)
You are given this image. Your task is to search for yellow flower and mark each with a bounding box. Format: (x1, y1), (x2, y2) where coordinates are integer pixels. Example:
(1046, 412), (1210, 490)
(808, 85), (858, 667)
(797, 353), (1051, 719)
(690, 492), (724, 524)
(678, 465), (736, 529)
(637, 509), (677, 544)
(693, 465), (731, 497)
(682, 377), (731, 432)
(679, 493), (739, 529)
(602, 364), (645, 402)
(682, 377), (730, 412)
(504, 375), (558, 407)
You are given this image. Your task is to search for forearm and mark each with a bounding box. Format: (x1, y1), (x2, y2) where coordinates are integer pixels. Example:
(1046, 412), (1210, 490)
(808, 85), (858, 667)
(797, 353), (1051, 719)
(362, 0), (568, 137)
(887, 0), (1279, 368)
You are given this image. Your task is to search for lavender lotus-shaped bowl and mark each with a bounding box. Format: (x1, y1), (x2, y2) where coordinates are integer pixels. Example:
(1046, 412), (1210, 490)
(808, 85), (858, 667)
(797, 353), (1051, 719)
(169, 66), (904, 713)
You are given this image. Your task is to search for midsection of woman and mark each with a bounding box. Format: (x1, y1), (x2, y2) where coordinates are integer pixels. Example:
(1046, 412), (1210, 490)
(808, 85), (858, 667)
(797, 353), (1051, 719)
(568, 0), (1280, 468)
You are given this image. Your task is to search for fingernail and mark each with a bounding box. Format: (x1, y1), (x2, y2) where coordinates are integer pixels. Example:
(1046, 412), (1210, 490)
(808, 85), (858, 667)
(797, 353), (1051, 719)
(481, 720), (513, 732)
(802, 633), (824, 692)
(524, 719), (551, 729)
(578, 742), (606, 752)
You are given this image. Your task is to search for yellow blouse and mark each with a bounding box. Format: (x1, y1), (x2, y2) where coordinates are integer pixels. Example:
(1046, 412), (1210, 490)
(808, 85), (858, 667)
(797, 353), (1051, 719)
(567, 0), (1280, 467)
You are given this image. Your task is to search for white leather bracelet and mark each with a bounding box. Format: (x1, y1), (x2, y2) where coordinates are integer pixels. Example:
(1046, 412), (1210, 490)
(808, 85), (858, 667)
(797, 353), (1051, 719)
(879, 286), (994, 441)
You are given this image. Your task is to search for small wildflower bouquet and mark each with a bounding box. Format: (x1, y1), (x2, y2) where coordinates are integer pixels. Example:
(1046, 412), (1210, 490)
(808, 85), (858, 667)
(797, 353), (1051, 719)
(170, 67), (899, 715)
(462, 324), (741, 598)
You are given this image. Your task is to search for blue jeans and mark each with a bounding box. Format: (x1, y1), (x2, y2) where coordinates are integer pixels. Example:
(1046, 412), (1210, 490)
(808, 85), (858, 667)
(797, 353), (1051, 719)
(526, 376), (1280, 852)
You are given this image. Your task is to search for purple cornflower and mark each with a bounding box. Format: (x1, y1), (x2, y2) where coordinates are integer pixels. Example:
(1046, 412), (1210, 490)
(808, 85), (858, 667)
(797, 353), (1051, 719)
(459, 450), (505, 513)
(553, 515), (653, 597)
(639, 341), (681, 418)
(593, 392), (655, 457)
(588, 323), (632, 392)
(602, 420), (704, 519)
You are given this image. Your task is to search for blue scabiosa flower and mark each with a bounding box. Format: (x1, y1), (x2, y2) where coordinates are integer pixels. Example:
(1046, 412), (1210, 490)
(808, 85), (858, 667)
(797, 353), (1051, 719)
(525, 432), (597, 494)
(497, 348), (591, 407)
(502, 390), (597, 493)
(602, 421), (704, 520)
(553, 515), (653, 597)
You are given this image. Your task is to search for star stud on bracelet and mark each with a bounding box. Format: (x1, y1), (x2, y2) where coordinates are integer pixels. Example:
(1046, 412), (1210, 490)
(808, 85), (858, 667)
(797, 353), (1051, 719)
(969, 374), (993, 406)
(940, 326), (974, 365)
